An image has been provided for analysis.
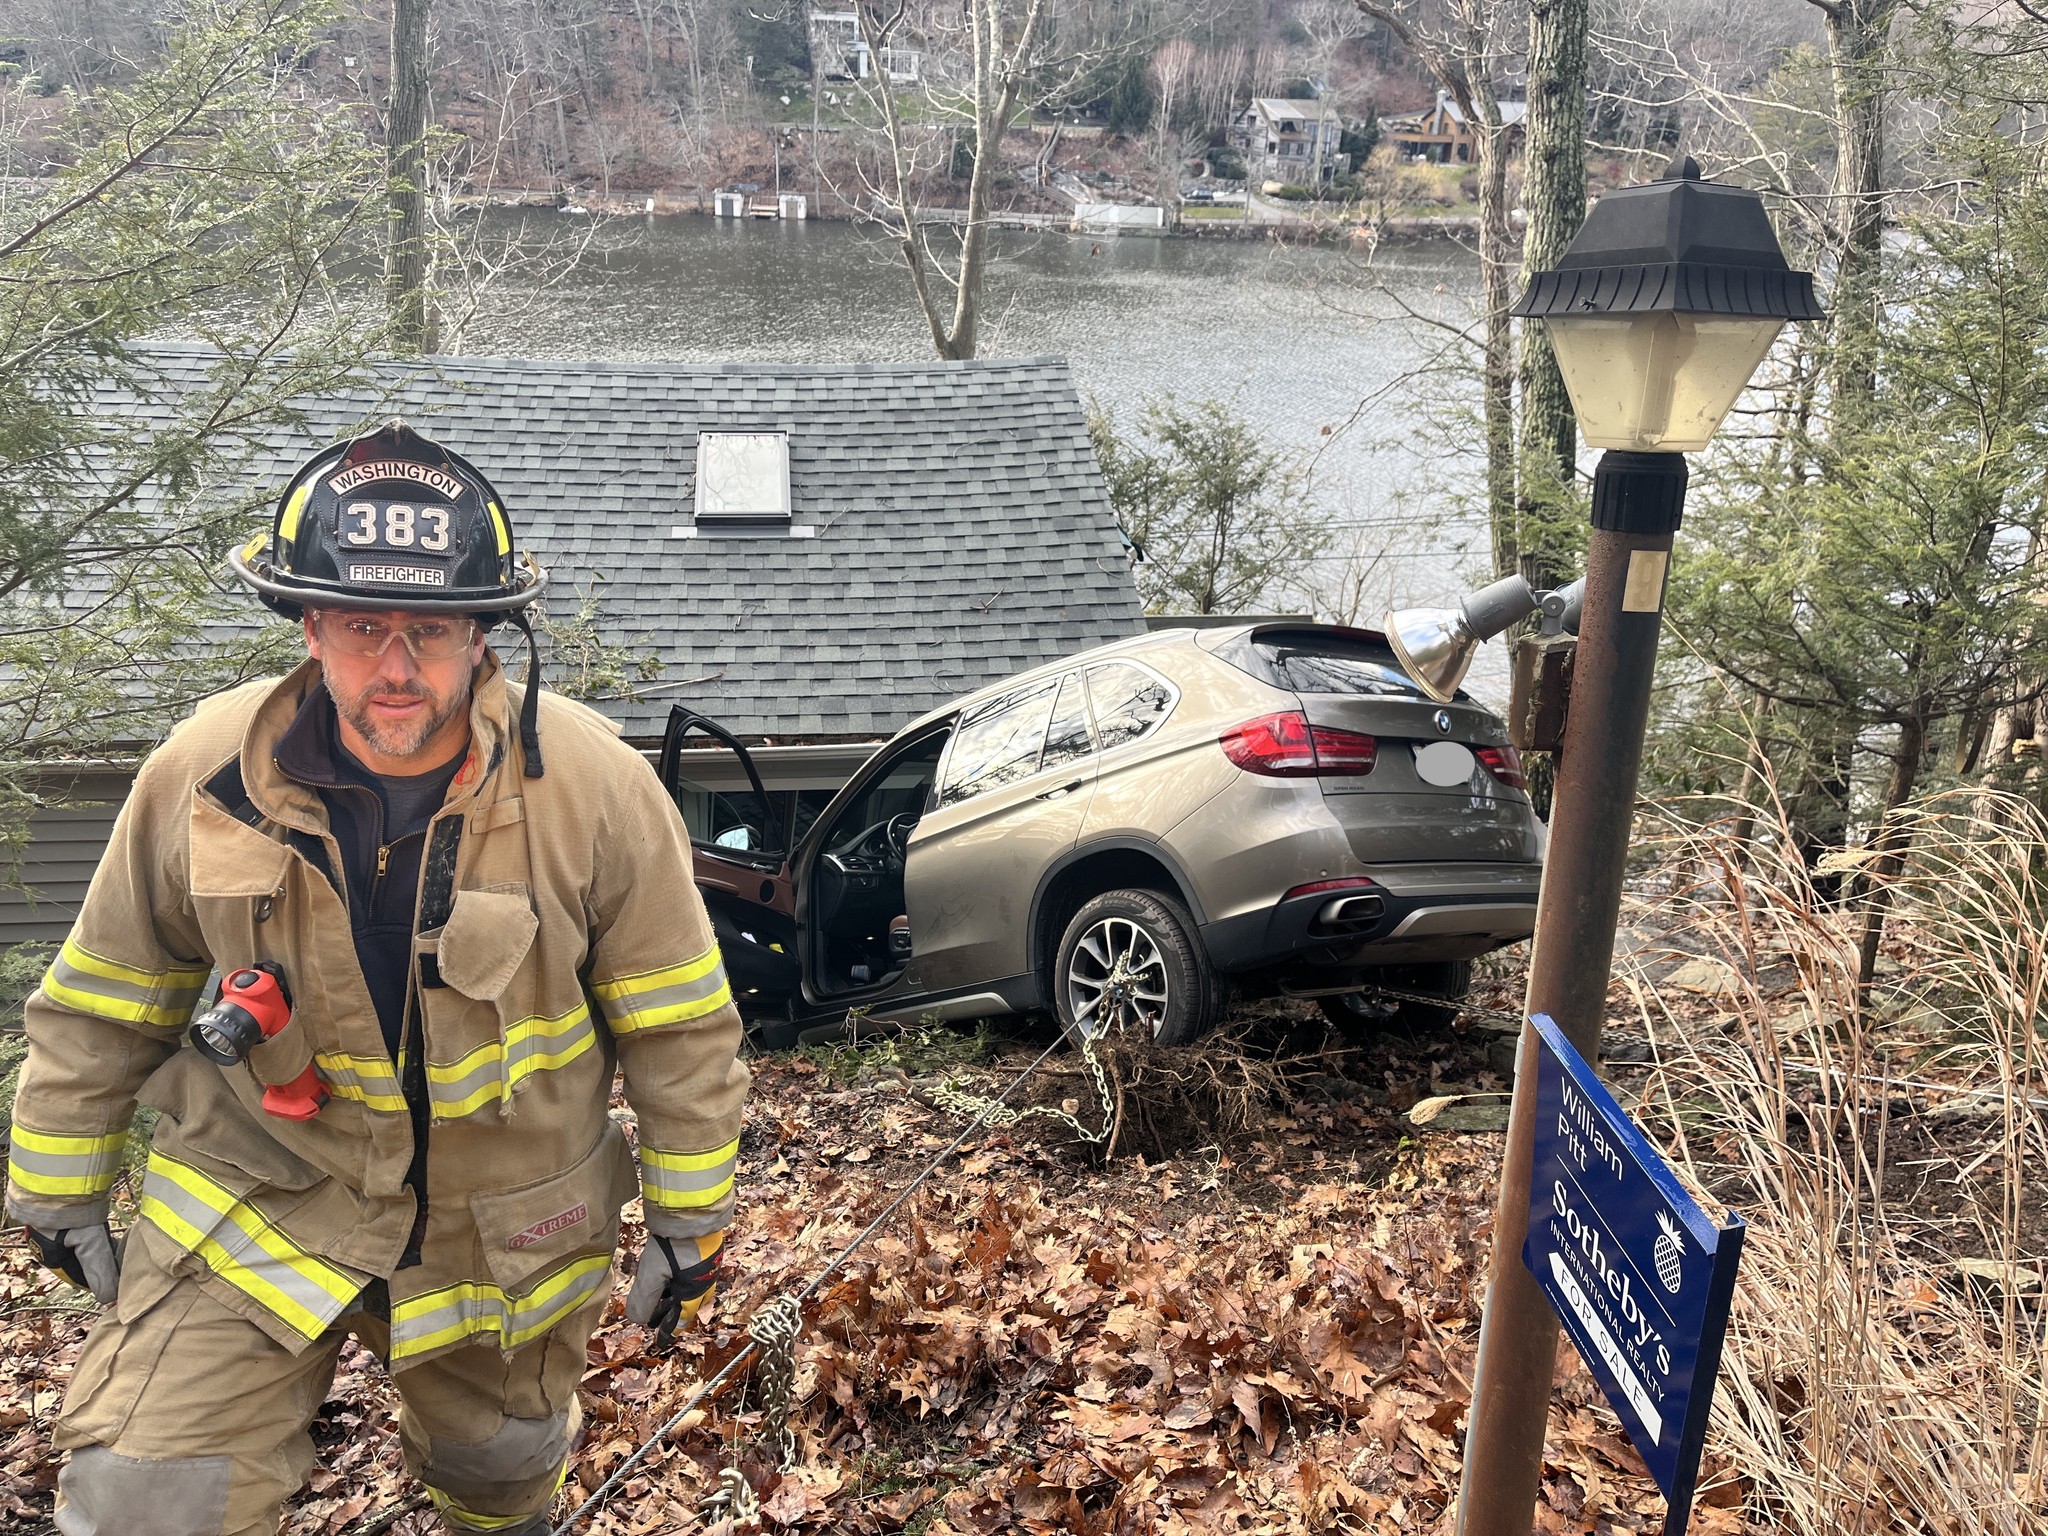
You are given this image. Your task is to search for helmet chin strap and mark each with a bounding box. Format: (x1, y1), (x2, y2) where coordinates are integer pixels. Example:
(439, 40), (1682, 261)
(508, 609), (545, 778)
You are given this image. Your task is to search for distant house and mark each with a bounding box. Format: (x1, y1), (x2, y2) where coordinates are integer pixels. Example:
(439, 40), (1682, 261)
(0, 347), (1145, 945)
(1382, 89), (1526, 165)
(809, 10), (921, 84)
(1230, 97), (1348, 184)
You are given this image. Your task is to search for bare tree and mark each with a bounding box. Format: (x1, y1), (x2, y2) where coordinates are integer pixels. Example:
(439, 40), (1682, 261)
(388, 0), (436, 353)
(1514, 0), (1588, 588)
(1150, 37), (1199, 209)
(1353, 0), (1524, 576)
(851, 0), (1055, 360)
(1806, 0), (1900, 428)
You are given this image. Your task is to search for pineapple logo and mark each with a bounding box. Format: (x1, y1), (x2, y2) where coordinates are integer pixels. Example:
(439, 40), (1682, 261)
(1653, 1212), (1684, 1293)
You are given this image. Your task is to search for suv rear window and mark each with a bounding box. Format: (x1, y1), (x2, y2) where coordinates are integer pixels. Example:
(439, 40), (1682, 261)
(1217, 629), (1430, 697)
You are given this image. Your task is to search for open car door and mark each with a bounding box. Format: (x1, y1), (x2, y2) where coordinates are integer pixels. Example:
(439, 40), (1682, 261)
(655, 705), (799, 1023)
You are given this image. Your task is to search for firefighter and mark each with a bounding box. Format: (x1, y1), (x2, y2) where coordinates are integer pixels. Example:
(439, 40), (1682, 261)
(5, 423), (748, 1536)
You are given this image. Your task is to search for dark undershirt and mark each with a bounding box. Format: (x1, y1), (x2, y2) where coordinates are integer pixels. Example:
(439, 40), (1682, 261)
(332, 741), (463, 846)
(319, 739), (463, 1057)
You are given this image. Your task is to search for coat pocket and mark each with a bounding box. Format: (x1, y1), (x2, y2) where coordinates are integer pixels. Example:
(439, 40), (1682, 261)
(419, 885), (547, 1122)
(468, 1124), (637, 1310)
(139, 1053), (329, 1195)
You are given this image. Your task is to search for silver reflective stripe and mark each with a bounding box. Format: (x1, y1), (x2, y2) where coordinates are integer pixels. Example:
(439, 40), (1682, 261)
(5, 1128), (124, 1196)
(44, 942), (206, 1031)
(390, 1254), (612, 1360)
(427, 1004), (597, 1121)
(138, 1156), (359, 1339)
(315, 1054), (405, 1112)
(427, 1052), (502, 1119)
(640, 1145), (738, 1208)
(619, 965), (728, 1019)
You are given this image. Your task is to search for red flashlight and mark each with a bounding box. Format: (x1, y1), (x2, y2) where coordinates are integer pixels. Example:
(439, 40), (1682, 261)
(188, 964), (329, 1122)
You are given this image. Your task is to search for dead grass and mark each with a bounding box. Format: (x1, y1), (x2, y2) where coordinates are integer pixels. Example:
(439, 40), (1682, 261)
(1620, 788), (2048, 1535)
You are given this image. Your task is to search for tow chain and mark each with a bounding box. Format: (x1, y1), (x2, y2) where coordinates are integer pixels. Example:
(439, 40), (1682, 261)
(748, 1294), (805, 1471)
(1281, 978), (1526, 1029)
(929, 1021), (1115, 1144)
(533, 1027), (1104, 1536)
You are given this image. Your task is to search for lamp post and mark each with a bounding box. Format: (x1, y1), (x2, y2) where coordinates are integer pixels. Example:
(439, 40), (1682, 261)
(1455, 157), (1820, 1536)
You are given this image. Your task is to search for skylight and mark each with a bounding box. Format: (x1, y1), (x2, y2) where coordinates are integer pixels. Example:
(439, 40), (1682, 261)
(695, 431), (791, 523)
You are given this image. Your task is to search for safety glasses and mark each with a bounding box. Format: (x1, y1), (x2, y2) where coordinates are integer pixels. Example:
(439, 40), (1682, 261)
(312, 610), (478, 662)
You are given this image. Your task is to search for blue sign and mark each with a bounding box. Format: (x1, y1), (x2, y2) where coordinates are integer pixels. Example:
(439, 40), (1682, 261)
(1523, 1014), (1745, 1536)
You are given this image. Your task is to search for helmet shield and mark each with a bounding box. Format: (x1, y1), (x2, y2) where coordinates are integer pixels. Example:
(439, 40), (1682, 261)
(230, 421), (545, 619)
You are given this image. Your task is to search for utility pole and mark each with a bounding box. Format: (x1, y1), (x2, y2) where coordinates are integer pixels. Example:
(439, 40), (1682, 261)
(386, 0), (435, 355)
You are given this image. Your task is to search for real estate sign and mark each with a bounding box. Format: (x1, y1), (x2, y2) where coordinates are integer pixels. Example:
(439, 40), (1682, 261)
(1522, 1013), (1745, 1536)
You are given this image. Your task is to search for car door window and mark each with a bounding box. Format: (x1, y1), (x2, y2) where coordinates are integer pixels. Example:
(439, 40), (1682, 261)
(1040, 671), (1094, 773)
(1086, 661), (1175, 751)
(657, 708), (783, 862)
(938, 679), (1060, 807)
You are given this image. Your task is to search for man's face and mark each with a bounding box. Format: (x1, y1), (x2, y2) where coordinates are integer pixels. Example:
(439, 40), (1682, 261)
(303, 608), (488, 767)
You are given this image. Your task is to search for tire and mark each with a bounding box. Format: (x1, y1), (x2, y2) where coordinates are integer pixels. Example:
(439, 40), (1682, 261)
(1317, 959), (1474, 1034)
(1054, 888), (1225, 1047)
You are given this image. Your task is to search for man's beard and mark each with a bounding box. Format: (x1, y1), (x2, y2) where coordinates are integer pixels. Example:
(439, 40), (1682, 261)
(323, 663), (472, 763)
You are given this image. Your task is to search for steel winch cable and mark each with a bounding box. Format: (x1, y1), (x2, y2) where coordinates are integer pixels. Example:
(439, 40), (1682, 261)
(542, 1025), (1113, 1536)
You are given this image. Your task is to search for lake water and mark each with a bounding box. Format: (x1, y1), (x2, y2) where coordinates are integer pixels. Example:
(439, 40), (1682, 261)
(455, 211), (1505, 696)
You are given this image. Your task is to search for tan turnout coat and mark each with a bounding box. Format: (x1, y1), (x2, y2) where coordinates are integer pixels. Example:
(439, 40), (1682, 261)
(6, 655), (748, 1367)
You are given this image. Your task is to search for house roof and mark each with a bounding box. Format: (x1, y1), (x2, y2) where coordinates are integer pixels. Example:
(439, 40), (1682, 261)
(1249, 97), (1338, 123)
(99, 344), (1147, 744)
(1385, 90), (1527, 132)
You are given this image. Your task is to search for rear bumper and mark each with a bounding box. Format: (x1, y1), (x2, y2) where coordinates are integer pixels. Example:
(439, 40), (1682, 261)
(1199, 866), (1540, 973)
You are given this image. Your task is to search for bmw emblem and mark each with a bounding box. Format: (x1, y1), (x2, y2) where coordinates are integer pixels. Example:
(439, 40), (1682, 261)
(1434, 709), (1453, 735)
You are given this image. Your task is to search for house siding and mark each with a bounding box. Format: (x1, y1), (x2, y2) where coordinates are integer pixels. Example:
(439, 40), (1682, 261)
(2, 773), (131, 951)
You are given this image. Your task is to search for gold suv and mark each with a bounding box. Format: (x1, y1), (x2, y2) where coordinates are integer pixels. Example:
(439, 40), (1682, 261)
(661, 623), (1543, 1048)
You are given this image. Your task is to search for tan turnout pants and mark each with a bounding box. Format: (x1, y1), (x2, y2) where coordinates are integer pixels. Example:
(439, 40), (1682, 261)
(50, 1227), (599, 1536)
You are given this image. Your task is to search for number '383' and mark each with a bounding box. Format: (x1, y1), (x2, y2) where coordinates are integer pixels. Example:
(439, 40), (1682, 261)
(339, 500), (453, 551)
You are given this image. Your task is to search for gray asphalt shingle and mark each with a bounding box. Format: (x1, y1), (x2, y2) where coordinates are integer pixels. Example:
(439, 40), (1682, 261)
(107, 344), (1148, 743)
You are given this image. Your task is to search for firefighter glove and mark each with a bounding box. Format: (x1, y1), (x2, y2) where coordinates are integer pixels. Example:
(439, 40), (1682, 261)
(627, 1230), (722, 1350)
(25, 1213), (120, 1303)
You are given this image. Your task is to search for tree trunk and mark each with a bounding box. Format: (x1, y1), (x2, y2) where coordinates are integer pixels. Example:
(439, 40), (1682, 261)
(1855, 700), (1928, 991)
(863, 0), (1047, 363)
(1514, 0), (1588, 588)
(1814, 0), (1898, 431)
(1470, 77), (1516, 578)
(386, 0), (436, 356)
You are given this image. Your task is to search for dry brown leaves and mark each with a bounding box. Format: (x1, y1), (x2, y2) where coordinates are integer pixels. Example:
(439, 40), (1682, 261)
(0, 1017), (1742, 1536)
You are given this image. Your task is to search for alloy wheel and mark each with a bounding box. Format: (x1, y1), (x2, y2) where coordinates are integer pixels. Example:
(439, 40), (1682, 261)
(1064, 916), (1171, 1041)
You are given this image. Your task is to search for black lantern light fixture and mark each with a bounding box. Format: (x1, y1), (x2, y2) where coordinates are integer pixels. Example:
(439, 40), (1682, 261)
(1457, 158), (1821, 1536)
(1510, 155), (1823, 534)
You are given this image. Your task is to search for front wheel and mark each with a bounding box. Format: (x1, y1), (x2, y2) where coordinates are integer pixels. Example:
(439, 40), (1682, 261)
(1317, 959), (1474, 1034)
(1054, 889), (1225, 1047)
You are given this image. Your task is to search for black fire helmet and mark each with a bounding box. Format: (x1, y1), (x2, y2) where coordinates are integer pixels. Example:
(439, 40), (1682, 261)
(228, 421), (553, 777)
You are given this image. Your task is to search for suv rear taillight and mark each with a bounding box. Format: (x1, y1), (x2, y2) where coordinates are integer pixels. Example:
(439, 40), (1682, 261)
(1476, 743), (1527, 790)
(1220, 712), (1378, 777)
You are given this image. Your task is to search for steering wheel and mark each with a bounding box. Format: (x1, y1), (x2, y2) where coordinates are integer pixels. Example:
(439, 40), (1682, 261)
(885, 812), (918, 861)
(825, 818), (895, 872)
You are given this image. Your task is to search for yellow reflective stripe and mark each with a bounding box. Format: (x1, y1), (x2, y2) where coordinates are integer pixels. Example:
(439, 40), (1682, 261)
(424, 1002), (597, 1121)
(6, 1126), (126, 1197)
(314, 1051), (407, 1113)
(592, 946), (732, 1035)
(487, 500), (511, 556)
(43, 940), (208, 1030)
(278, 481), (312, 544)
(390, 1252), (611, 1361)
(640, 1136), (738, 1211)
(427, 1462), (568, 1531)
(139, 1152), (360, 1339)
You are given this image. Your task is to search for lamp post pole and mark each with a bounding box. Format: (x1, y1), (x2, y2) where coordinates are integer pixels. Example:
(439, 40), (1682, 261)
(1454, 157), (1818, 1536)
(1455, 451), (1685, 1536)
